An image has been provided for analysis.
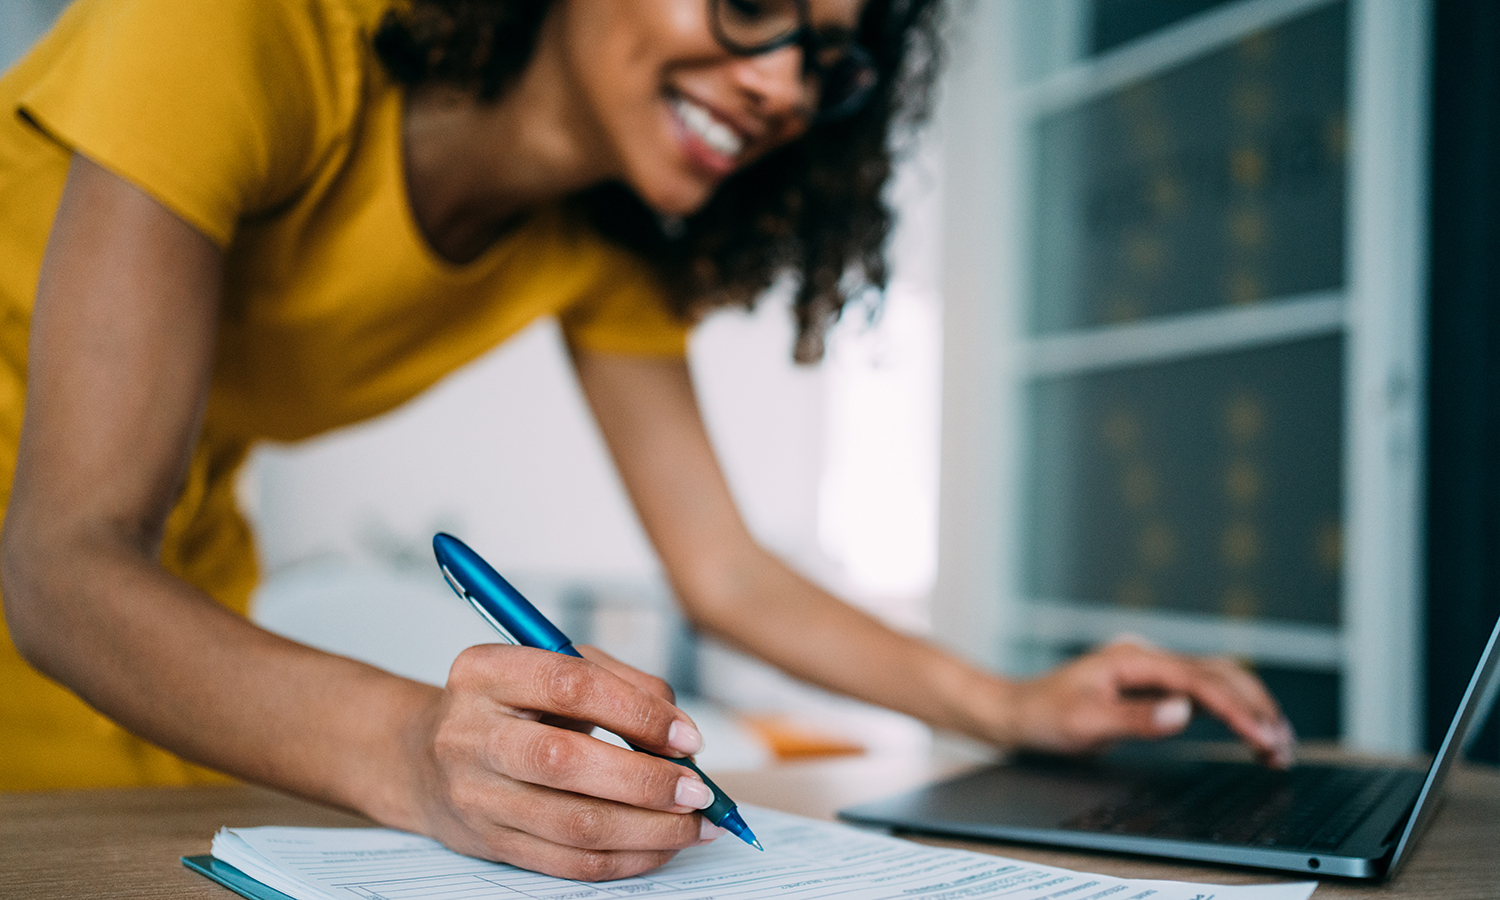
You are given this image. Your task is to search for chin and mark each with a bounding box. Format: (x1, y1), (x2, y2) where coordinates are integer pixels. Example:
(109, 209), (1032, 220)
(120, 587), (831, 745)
(631, 174), (718, 218)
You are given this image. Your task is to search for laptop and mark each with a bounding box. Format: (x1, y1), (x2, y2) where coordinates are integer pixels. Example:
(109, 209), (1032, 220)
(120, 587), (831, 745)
(839, 612), (1500, 880)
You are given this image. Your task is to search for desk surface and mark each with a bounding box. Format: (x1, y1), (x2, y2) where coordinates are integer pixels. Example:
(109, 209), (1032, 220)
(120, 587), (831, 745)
(2, 752), (1496, 899)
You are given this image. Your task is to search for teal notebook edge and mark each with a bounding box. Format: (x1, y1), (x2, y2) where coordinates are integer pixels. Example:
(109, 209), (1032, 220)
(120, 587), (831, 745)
(182, 855), (300, 900)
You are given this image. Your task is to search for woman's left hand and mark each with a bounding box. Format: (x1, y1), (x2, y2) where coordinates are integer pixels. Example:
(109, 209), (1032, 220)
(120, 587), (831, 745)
(995, 639), (1295, 767)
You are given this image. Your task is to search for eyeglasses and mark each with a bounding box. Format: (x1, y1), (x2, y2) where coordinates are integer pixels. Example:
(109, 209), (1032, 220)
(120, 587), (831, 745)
(708, 0), (879, 123)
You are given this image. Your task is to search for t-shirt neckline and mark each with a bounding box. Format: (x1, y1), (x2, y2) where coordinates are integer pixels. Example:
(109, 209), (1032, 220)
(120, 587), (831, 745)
(388, 87), (533, 280)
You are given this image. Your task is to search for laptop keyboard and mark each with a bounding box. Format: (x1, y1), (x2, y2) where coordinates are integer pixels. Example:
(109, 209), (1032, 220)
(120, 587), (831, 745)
(1064, 764), (1403, 850)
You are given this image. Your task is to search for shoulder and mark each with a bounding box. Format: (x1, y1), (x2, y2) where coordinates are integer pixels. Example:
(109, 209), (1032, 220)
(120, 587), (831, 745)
(115, 0), (394, 133)
(16, 0), (402, 244)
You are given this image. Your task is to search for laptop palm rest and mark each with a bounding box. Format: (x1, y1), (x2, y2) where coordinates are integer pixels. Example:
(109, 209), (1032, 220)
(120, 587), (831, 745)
(872, 755), (1141, 830)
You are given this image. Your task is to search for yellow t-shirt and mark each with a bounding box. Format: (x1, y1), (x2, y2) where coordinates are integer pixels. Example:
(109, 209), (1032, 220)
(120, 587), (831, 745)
(0, 0), (689, 791)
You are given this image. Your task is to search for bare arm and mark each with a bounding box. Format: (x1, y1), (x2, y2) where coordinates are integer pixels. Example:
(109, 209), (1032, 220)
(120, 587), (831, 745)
(0, 156), (717, 880)
(573, 350), (1294, 766)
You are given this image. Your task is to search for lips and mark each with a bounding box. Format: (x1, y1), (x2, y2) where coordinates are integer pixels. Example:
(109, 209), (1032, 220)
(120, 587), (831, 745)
(669, 94), (746, 175)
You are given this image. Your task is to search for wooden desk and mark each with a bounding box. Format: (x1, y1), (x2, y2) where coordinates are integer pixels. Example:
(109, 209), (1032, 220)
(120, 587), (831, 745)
(2, 753), (1496, 899)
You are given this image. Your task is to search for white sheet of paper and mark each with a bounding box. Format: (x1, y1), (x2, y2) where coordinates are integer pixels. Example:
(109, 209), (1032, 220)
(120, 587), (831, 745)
(211, 806), (1316, 900)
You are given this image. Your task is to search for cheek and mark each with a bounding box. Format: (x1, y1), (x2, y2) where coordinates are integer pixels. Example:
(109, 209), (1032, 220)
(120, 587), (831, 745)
(809, 0), (870, 29)
(572, 0), (702, 97)
(589, 81), (707, 207)
(571, 16), (672, 144)
(561, 2), (752, 213)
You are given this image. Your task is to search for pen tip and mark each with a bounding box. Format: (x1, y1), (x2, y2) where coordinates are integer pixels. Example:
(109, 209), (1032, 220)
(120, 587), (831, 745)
(752, 839), (764, 851)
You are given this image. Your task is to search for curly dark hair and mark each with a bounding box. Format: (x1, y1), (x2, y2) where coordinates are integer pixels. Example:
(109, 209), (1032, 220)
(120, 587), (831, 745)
(374, 0), (944, 362)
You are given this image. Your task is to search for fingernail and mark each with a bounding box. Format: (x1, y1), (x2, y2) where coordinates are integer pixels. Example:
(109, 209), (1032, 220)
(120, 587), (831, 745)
(668, 720), (703, 756)
(1276, 720), (1297, 753)
(1152, 697), (1191, 730)
(698, 818), (726, 844)
(676, 776), (713, 810)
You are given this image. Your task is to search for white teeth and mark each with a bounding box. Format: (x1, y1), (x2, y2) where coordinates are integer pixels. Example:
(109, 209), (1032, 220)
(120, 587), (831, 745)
(672, 96), (744, 159)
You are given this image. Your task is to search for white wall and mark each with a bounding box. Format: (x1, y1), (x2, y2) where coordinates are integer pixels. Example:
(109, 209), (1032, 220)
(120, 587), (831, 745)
(247, 318), (663, 582)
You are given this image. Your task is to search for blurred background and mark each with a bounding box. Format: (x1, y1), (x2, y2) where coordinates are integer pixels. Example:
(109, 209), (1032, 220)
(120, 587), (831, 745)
(5, 0), (1496, 767)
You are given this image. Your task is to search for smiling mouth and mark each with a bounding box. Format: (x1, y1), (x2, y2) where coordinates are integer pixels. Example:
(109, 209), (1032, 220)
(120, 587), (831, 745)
(670, 95), (746, 161)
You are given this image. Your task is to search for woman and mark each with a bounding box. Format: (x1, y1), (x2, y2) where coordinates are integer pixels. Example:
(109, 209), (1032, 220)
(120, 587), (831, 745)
(0, 0), (1293, 882)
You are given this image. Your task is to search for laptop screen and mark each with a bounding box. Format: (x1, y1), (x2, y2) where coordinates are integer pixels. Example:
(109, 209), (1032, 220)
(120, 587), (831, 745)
(1387, 611), (1500, 874)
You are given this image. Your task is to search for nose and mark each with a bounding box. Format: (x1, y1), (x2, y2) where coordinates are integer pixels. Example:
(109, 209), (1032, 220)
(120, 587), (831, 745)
(730, 45), (813, 120)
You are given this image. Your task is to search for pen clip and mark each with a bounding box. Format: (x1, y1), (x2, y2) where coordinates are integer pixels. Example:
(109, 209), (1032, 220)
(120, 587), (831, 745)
(441, 564), (521, 646)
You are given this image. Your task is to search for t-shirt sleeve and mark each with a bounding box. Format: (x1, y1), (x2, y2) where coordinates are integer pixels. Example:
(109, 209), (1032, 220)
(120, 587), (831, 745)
(17, 0), (360, 247)
(558, 240), (692, 358)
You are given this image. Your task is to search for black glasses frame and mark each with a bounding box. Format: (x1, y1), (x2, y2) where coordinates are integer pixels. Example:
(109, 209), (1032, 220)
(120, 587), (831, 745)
(707, 0), (878, 123)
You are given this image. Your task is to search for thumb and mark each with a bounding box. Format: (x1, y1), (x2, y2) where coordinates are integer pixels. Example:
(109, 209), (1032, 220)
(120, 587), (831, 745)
(1110, 695), (1193, 740)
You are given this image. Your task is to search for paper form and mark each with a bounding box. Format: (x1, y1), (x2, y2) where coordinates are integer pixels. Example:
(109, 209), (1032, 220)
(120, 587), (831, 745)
(210, 806), (1316, 900)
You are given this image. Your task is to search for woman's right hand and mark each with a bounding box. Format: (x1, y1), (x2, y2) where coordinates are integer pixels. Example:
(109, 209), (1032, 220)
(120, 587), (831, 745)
(4, 154), (712, 882)
(408, 643), (718, 881)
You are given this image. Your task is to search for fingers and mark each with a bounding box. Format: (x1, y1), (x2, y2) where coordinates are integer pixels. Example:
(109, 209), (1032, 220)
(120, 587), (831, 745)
(422, 647), (719, 880)
(466, 813), (710, 882)
(450, 644), (701, 757)
(482, 715), (713, 812)
(1106, 694), (1194, 740)
(514, 841), (681, 883)
(480, 778), (708, 854)
(579, 644), (677, 704)
(1038, 674), (1194, 752)
(438, 787), (710, 881)
(1016, 642), (1295, 765)
(444, 644), (713, 810)
(1103, 643), (1294, 766)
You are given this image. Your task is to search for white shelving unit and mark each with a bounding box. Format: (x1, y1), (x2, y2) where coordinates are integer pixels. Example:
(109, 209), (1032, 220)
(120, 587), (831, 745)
(933, 0), (1429, 752)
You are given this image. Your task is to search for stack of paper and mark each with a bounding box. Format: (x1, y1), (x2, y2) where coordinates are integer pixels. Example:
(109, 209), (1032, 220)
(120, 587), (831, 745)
(186, 806), (1316, 900)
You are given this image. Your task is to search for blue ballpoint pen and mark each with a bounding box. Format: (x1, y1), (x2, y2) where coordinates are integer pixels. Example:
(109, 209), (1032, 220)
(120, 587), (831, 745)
(432, 532), (763, 851)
